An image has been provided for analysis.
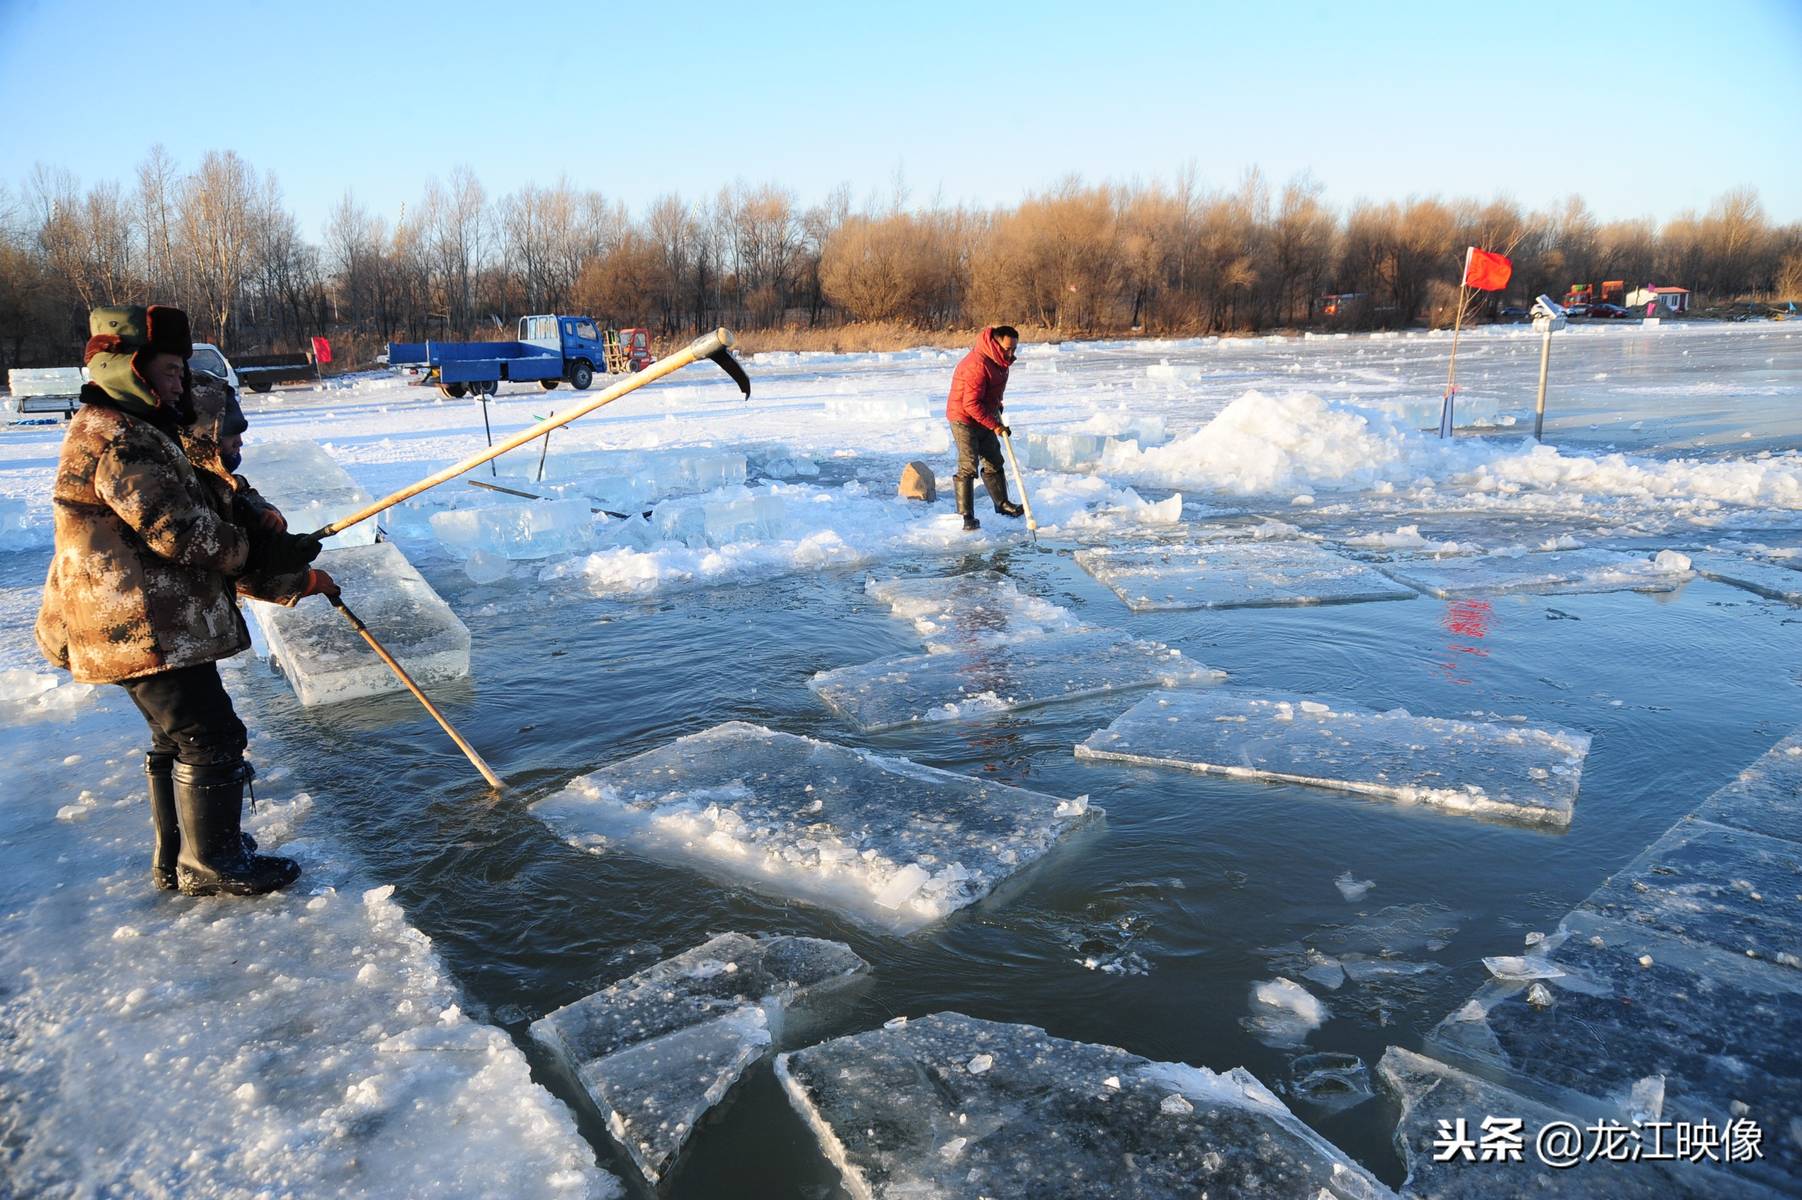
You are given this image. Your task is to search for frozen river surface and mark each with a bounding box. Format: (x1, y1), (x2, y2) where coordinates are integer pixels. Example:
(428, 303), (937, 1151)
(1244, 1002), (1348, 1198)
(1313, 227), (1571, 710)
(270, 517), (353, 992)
(1, 321), (1798, 1196)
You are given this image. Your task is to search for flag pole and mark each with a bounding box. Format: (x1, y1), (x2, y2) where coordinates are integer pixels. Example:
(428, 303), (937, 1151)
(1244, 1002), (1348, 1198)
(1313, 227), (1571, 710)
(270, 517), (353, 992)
(1440, 247), (1471, 439)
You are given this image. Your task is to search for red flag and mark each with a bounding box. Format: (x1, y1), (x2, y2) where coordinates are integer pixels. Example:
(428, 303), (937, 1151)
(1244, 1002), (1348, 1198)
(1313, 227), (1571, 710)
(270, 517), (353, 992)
(311, 336), (332, 365)
(1462, 247), (1513, 292)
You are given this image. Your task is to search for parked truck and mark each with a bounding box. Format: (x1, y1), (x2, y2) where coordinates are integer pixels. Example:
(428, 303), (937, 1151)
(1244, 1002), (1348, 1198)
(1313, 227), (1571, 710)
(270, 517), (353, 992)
(386, 316), (653, 399)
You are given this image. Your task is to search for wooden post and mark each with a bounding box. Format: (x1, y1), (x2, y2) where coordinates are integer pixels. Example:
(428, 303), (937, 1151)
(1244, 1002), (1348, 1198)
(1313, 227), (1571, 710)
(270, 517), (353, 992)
(1440, 248), (1471, 439)
(1534, 321), (1554, 441)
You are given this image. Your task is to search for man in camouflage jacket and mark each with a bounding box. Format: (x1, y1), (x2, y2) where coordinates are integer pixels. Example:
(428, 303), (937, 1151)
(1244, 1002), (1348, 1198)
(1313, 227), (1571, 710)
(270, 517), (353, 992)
(36, 305), (325, 896)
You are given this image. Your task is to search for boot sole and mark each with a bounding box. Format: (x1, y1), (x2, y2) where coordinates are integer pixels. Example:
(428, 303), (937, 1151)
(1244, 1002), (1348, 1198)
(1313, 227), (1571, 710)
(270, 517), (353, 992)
(177, 867), (301, 898)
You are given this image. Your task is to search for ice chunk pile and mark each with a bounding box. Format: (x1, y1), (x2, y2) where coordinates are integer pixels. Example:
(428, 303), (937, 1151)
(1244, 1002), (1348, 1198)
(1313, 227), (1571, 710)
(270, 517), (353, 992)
(1076, 542), (1416, 611)
(1077, 690), (1590, 827)
(863, 573), (1086, 651)
(430, 498), (598, 560)
(530, 723), (1099, 934)
(248, 541), (471, 706)
(530, 933), (867, 1186)
(811, 630), (1223, 732)
(1377, 548), (1690, 599)
(1687, 550), (1802, 604)
(1385, 727), (1802, 1195)
(775, 1011), (1390, 1199)
(823, 395), (936, 422)
(240, 439), (377, 548)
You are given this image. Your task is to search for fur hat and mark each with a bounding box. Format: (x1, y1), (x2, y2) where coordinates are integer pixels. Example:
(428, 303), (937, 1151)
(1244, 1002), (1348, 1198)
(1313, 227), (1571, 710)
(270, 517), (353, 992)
(84, 305), (193, 416)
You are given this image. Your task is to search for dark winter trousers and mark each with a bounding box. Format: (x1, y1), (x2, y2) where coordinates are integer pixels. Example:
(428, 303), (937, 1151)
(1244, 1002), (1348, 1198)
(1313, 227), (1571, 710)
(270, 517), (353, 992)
(119, 663), (249, 768)
(950, 421), (1007, 508)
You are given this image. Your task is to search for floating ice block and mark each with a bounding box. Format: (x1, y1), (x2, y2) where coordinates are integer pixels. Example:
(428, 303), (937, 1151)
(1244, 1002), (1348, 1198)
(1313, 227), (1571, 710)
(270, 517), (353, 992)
(530, 933), (867, 1186)
(429, 498), (597, 560)
(1076, 542), (1416, 611)
(1426, 910), (1802, 1192)
(1581, 822), (1802, 966)
(863, 573), (1085, 651)
(1076, 690), (1589, 828)
(811, 630), (1222, 733)
(775, 1012), (1391, 1200)
(1377, 1048), (1751, 1199)
(1690, 729), (1802, 844)
(240, 439), (377, 548)
(1688, 552), (1802, 604)
(530, 723), (1098, 934)
(1377, 548), (1687, 599)
(822, 395), (936, 421)
(248, 542), (470, 706)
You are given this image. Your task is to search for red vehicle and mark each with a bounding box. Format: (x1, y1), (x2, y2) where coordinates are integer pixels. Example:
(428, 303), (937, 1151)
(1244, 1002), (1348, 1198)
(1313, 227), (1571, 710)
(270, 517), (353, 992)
(1589, 303), (1632, 319)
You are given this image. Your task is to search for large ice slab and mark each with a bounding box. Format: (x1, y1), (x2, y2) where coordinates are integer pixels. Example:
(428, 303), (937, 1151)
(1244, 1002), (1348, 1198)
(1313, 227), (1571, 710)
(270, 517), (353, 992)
(1378, 1047), (1767, 1199)
(1376, 548), (1687, 598)
(1690, 730), (1802, 845)
(1076, 690), (1589, 828)
(248, 541), (471, 706)
(863, 573), (1085, 651)
(530, 723), (1098, 934)
(240, 439), (378, 548)
(811, 630), (1222, 733)
(1426, 910), (1802, 1192)
(1580, 821), (1802, 967)
(1076, 542), (1416, 610)
(1689, 551), (1802, 604)
(530, 933), (867, 1186)
(430, 498), (598, 560)
(775, 1011), (1391, 1200)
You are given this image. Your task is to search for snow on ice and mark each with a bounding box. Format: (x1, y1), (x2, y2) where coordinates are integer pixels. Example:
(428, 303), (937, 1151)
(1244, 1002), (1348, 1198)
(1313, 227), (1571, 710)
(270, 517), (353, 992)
(1077, 690), (1589, 827)
(863, 572), (1087, 651)
(529, 723), (1098, 934)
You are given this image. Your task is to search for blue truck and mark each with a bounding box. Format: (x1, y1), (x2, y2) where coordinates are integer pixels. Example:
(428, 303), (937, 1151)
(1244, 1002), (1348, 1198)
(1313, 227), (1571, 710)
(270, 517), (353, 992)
(387, 316), (652, 398)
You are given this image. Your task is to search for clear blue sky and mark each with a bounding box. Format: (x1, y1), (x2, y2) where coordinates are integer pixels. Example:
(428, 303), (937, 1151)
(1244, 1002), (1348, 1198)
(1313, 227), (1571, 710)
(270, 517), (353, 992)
(2, 0), (1797, 239)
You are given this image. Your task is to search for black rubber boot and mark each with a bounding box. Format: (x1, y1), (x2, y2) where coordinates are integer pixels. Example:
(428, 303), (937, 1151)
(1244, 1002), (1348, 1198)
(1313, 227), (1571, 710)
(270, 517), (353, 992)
(955, 479), (980, 531)
(173, 760), (300, 897)
(148, 752), (257, 890)
(982, 469), (1025, 517)
(146, 752), (179, 891)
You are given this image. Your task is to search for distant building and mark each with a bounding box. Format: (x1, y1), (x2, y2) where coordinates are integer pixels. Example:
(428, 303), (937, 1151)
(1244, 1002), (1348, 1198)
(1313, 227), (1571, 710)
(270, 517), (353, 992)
(1565, 280), (1626, 307)
(1626, 285), (1690, 315)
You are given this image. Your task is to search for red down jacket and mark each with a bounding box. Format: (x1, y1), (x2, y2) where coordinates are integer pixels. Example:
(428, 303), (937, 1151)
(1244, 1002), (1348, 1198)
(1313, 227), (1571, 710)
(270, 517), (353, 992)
(945, 327), (1014, 430)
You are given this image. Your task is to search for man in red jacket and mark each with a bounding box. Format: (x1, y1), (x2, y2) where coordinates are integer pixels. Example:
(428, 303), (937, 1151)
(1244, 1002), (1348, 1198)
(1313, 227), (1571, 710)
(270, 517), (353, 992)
(945, 325), (1025, 531)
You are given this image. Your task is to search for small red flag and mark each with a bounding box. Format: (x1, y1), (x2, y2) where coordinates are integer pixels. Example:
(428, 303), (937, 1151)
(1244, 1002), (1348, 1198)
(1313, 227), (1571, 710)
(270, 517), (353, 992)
(1462, 247), (1513, 292)
(311, 336), (332, 365)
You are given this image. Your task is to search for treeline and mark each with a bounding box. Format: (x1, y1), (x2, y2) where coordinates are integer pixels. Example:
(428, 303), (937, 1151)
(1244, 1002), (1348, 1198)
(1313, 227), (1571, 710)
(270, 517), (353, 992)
(3, 148), (1799, 373)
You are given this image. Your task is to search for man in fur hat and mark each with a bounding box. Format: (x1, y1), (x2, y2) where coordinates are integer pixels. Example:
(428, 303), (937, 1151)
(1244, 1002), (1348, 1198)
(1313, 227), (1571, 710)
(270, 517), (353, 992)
(37, 305), (329, 896)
